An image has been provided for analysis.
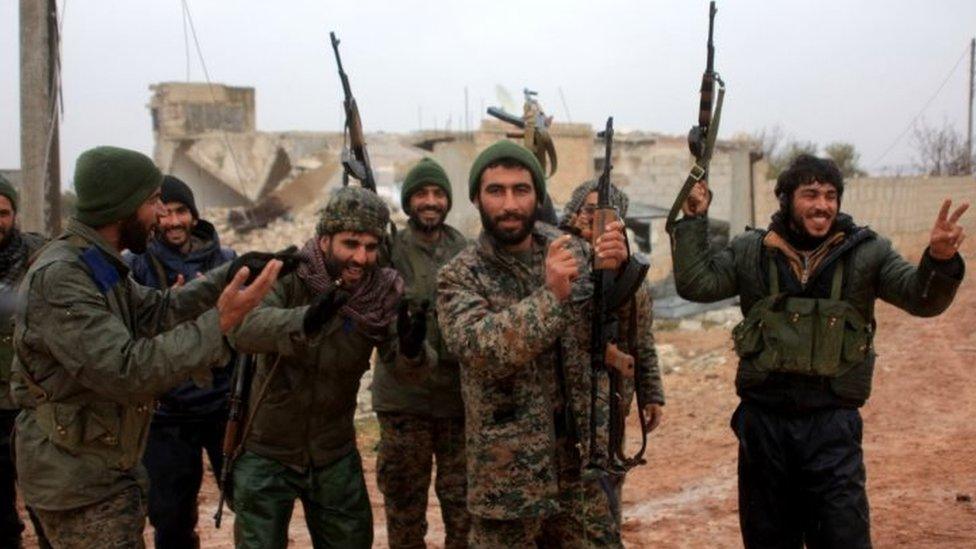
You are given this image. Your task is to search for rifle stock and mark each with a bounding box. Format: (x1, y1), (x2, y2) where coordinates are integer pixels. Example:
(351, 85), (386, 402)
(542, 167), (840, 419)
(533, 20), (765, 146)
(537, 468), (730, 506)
(214, 353), (255, 529)
(329, 31), (377, 192)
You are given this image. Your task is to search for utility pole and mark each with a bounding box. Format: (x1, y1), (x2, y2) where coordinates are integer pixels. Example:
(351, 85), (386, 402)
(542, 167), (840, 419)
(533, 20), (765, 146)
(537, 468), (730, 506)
(968, 37), (974, 175)
(20, 0), (61, 235)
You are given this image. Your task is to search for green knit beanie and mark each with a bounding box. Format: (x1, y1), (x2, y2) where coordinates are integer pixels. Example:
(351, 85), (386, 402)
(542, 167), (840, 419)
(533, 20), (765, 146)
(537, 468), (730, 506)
(317, 186), (390, 239)
(0, 174), (17, 212)
(468, 140), (546, 204)
(73, 146), (163, 227)
(401, 158), (452, 213)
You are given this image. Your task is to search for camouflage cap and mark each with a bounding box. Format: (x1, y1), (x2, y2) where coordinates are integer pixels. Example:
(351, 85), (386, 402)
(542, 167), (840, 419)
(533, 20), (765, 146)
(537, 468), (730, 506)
(562, 179), (630, 221)
(317, 185), (390, 238)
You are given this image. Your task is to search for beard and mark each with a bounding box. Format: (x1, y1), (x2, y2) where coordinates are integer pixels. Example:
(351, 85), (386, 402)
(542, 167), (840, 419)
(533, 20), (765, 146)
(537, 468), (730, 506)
(160, 221), (193, 250)
(480, 206), (537, 246)
(408, 205), (447, 233)
(0, 225), (13, 249)
(119, 213), (155, 254)
(322, 243), (375, 288)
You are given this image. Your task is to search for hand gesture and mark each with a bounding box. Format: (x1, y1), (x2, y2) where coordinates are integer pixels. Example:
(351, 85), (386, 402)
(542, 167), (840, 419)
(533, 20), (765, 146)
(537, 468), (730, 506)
(929, 199), (968, 260)
(594, 220), (629, 271)
(227, 246), (302, 285)
(682, 180), (711, 217)
(217, 260), (282, 333)
(397, 300), (429, 359)
(545, 235), (579, 301)
(643, 403), (663, 433)
(303, 284), (350, 335)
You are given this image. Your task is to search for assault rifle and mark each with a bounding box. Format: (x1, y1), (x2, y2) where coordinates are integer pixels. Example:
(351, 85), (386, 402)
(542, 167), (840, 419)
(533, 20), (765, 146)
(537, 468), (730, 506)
(666, 0), (725, 235)
(214, 353), (255, 528)
(585, 117), (650, 476)
(330, 31), (377, 192)
(487, 88), (558, 176)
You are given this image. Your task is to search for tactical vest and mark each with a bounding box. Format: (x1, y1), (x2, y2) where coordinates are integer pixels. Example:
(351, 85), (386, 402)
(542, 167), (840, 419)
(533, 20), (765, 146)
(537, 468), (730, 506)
(15, 236), (154, 471)
(731, 256), (876, 401)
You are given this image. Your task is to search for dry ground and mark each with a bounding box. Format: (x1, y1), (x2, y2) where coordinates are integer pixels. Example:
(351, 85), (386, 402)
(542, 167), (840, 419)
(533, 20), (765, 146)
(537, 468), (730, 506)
(19, 279), (976, 548)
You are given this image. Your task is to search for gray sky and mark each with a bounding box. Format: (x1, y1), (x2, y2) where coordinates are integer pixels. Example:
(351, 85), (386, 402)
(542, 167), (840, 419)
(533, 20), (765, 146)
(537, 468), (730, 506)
(2, 0), (975, 185)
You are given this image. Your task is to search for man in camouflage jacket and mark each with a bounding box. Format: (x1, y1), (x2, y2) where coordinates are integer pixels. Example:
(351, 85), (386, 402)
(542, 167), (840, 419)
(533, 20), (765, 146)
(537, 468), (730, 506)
(230, 186), (435, 549)
(371, 158), (471, 548)
(561, 180), (665, 524)
(437, 141), (631, 548)
(11, 147), (281, 548)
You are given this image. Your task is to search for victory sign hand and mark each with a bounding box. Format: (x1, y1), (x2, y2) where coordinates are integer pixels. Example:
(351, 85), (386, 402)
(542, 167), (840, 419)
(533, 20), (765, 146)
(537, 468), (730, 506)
(929, 199), (968, 261)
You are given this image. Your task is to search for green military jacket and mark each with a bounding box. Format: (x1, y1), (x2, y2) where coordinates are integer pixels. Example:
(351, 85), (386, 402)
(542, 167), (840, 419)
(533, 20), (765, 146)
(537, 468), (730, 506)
(1, 232), (46, 410)
(231, 270), (432, 471)
(372, 224), (468, 418)
(437, 222), (610, 520)
(12, 218), (232, 511)
(671, 216), (963, 403)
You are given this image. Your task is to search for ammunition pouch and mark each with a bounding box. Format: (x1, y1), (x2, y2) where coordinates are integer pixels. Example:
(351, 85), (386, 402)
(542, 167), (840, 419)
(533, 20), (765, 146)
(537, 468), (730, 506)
(32, 399), (153, 470)
(733, 258), (875, 401)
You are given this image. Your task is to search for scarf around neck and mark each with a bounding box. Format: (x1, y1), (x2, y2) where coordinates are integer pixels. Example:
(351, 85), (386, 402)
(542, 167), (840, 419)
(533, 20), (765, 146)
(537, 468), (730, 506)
(295, 237), (403, 340)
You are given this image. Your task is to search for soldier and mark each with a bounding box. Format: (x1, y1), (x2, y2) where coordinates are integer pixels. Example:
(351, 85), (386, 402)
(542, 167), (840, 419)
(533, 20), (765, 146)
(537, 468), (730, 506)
(229, 186), (434, 549)
(671, 154), (967, 548)
(11, 146), (282, 548)
(436, 141), (632, 548)
(124, 175), (237, 549)
(560, 180), (665, 524)
(0, 175), (49, 547)
(371, 158), (471, 548)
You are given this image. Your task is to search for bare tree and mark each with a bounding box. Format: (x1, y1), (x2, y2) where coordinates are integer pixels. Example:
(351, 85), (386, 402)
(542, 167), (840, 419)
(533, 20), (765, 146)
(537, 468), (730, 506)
(752, 126), (818, 178)
(823, 142), (867, 179)
(911, 119), (971, 176)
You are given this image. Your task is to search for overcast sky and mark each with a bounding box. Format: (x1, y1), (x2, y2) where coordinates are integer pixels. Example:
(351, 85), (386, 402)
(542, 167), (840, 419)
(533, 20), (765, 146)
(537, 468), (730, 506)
(1, 0), (974, 186)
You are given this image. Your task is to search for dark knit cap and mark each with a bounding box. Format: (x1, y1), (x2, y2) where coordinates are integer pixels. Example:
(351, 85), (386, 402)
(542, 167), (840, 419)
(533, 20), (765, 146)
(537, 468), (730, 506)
(468, 141), (546, 204)
(0, 174), (17, 212)
(317, 186), (390, 238)
(401, 158), (452, 213)
(74, 146), (163, 227)
(161, 175), (199, 219)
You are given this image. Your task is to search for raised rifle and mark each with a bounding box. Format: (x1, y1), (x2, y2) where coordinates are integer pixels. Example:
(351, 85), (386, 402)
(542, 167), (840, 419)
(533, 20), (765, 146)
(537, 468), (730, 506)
(666, 0), (725, 235)
(214, 353), (255, 528)
(486, 88), (558, 176)
(330, 31), (377, 192)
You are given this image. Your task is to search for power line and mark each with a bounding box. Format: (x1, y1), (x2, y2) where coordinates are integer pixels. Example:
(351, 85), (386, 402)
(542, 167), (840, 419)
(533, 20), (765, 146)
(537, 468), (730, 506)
(872, 42), (970, 167)
(180, 0), (249, 197)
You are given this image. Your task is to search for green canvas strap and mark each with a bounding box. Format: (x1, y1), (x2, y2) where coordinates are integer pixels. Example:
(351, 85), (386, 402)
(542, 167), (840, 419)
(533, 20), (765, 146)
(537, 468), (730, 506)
(768, 256), (779, 295)
(830, 260), (844, 300)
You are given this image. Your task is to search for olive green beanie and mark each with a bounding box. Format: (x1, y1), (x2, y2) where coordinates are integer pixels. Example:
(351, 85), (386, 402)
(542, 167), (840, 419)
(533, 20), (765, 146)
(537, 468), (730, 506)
(0, 174), (17, 212)
(317, 186), (390, 238)
(401, 158), (452, 213)
(73, 146), (163, 227)
(468, 140), (546, 204)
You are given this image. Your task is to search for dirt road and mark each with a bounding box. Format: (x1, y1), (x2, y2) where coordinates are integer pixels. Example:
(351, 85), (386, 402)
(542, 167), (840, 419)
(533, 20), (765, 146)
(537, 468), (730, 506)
(21, 280), (976, 548)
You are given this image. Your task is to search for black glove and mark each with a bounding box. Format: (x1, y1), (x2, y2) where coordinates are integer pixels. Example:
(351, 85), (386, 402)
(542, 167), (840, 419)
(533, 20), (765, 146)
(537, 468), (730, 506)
(303, 286), (349, 335)
(226, 246), (301, 285)
(397, 300), (429, 359)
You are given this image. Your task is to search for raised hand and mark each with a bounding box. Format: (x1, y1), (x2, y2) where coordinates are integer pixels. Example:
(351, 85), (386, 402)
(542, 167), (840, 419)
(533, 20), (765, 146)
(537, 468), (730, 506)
(594, 220), (629, 271)
(218, 260), (282, 333)
(682, 180), (711, 217)
(929, 199), (968, 260)
(397, 300), (429, 359)
(303, 284), (350, 335)
(545, 234), (579, 301)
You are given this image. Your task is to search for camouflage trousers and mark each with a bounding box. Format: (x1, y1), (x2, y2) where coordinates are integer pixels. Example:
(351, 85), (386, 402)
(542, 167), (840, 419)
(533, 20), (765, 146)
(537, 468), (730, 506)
(33, 486), (146, 549)
(376, 412), (470, 549)
(468, 473), (621, 549)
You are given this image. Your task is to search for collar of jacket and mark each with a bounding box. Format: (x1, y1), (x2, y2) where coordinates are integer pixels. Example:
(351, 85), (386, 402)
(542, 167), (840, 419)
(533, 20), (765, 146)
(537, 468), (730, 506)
(401, 222), (465, 254)
(475, 221), (593, 301)
(65, 217), (131, 275)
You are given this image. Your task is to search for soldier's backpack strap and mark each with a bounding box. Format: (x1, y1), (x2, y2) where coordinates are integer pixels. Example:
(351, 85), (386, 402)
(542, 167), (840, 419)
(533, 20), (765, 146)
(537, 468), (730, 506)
(768, 256), (779, 295)
(830, 260), (844, 300)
